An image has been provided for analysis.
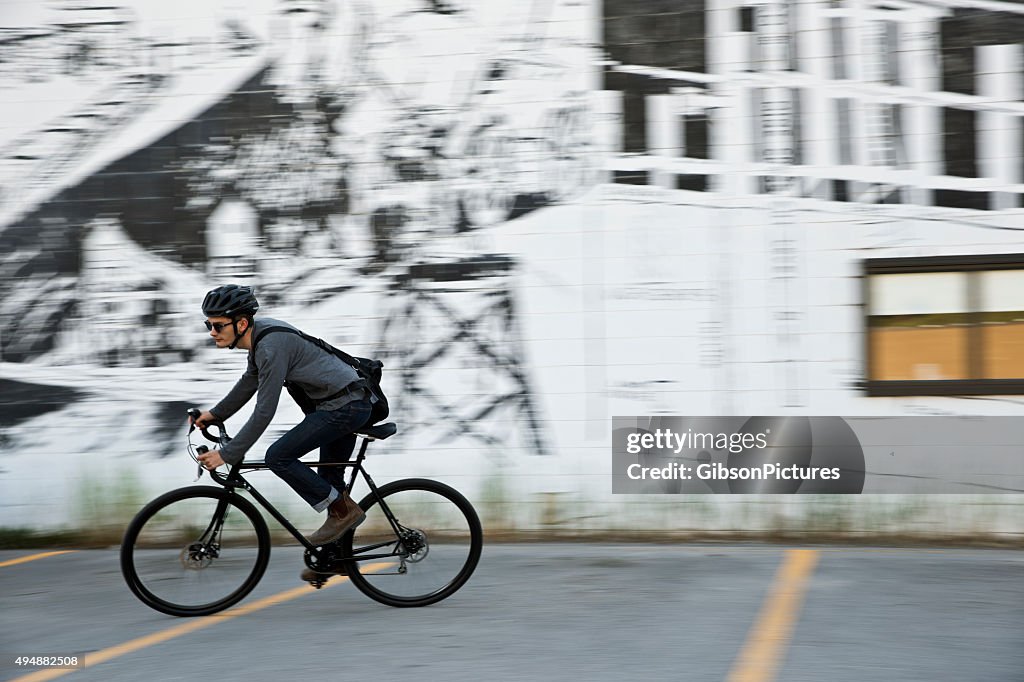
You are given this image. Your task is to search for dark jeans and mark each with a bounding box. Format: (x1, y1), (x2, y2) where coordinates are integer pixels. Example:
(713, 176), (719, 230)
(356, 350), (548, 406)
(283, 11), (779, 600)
(264, 396), (372, 511)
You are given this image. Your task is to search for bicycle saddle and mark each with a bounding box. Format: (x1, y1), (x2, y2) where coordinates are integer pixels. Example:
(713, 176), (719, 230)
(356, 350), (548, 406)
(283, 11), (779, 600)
(357, 422), (397, 441)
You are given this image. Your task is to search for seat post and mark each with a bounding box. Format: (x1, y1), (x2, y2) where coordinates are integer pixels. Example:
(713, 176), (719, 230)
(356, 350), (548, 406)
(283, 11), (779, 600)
(346, 438), (371, 492)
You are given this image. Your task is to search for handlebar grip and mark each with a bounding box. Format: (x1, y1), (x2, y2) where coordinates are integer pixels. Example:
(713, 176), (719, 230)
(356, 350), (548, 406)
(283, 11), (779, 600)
(202, 424), (228, 444)
(186, 408), (228, 443)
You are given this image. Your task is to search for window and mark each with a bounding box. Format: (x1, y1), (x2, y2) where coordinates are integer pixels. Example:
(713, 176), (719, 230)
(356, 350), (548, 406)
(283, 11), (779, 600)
(683, 114), (709, 160)
(864, 254), (1024, 396)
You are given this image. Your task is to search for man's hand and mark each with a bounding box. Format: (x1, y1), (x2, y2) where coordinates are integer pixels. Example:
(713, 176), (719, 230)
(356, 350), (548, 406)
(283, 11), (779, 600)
(197, 449), (225, 470)
(191, 410), (219, 429)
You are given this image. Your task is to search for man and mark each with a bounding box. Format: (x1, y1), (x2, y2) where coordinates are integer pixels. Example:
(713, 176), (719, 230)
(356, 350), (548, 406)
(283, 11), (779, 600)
(191, 284), (370, 582)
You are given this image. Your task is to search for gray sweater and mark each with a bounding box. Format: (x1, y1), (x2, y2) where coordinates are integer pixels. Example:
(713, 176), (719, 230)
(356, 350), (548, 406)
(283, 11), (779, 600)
(211, 317), (362, 465)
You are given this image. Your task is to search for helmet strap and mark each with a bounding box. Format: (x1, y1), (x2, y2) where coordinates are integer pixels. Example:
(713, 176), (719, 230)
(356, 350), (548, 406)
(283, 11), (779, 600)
(227, 317), (250, 350)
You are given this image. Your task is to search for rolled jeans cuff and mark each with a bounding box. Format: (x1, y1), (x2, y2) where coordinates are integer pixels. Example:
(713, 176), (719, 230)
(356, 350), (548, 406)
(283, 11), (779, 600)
(314, 486), (340, 513)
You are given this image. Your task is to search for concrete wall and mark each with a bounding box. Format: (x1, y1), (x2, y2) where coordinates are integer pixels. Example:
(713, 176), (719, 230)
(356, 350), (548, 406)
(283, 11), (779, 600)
(1, 0), (1023, 541)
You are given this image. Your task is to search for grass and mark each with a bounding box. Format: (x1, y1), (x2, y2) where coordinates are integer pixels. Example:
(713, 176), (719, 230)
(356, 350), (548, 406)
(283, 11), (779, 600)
(2, 524), (1021, 549)
(0, 526), (118, 548)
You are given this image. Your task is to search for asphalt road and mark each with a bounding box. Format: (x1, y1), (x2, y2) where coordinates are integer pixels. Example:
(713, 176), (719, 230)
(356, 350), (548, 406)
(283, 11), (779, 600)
(1, 543), (1022, 682)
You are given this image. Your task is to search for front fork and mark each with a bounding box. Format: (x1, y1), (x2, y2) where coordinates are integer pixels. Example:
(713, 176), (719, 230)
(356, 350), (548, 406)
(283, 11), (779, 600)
(180, 496), (231, 568)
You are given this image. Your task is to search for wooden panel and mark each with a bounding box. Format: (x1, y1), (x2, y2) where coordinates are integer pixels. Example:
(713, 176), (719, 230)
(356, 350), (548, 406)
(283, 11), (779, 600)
(982, 322), (1024, 379)
(870, 326), (968, 380)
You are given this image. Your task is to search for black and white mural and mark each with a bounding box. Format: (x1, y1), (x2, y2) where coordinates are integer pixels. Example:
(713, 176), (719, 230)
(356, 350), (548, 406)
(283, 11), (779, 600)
(0, 0), (597, 473)
(2, 0), (1022, 533)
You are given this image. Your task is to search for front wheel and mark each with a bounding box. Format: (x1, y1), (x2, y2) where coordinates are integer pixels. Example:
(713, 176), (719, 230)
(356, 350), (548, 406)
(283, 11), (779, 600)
(120, 486), (271, 617)
(343, 478), (482, 607)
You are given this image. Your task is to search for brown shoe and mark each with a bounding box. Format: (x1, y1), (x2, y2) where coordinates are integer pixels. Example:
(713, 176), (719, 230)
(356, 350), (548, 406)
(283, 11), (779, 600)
(300, 564), (348, 585)
(306, 493), (366, 546)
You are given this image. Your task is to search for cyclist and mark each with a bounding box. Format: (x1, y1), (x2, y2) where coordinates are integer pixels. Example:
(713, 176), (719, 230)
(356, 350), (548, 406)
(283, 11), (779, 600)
(191, 284), (371, 580)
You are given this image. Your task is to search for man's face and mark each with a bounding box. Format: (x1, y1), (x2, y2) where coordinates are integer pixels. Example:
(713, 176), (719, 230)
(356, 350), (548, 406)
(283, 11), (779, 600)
(206, 316), (240, 348)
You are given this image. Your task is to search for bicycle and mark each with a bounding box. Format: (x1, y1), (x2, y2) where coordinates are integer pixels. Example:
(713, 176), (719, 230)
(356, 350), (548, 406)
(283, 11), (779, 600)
(120, 409), (483, 617)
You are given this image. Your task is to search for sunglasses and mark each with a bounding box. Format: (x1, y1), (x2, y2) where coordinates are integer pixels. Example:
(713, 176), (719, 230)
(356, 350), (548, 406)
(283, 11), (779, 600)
(204, 320), (233, 332)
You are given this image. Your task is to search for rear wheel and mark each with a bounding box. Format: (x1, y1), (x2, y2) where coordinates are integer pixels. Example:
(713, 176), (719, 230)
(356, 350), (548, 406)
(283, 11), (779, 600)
(343, 478), (482, 607)
(121, 486), (270, 617)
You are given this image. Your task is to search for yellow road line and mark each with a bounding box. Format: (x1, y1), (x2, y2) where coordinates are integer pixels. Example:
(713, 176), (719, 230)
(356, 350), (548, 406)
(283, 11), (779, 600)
(727, 549), (819, 682)
(11, 562), (394, 682)
(0, 551), (76, 568)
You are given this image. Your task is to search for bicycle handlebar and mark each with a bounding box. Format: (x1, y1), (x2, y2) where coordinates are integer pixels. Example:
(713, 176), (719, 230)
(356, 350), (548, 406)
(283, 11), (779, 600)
(187, 407), (231, 445)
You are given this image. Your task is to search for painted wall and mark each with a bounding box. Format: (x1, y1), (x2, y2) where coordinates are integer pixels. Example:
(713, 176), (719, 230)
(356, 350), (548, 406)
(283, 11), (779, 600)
(1, 0), (1023, 539)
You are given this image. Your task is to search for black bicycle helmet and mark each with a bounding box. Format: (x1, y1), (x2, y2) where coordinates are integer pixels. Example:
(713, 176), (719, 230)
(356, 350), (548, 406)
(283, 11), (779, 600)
(202, 284), (259, 318)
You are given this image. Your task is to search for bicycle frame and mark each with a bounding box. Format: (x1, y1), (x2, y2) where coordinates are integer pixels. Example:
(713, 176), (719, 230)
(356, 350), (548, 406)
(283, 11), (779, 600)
(203, 435), (406, 562)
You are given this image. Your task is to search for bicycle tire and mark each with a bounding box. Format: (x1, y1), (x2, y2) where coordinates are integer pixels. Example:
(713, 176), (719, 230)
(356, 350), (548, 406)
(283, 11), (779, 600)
(120, 486), (271, 617)
(343, 478), (482, 607)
